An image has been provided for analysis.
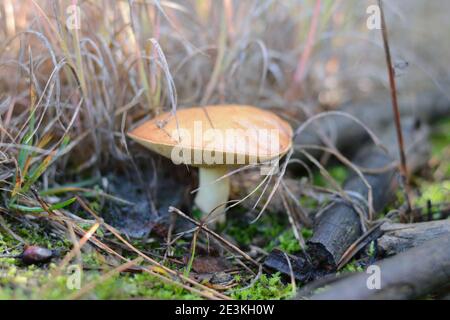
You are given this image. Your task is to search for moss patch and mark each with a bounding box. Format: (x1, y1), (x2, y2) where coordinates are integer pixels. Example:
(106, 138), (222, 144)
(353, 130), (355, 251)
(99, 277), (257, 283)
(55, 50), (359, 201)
(230, 273), (294, 300)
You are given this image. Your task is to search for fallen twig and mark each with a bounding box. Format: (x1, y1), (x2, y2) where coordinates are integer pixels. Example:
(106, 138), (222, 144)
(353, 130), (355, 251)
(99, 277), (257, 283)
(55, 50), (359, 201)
(307, 234), (450, 300)
(377, 220), (450, 257)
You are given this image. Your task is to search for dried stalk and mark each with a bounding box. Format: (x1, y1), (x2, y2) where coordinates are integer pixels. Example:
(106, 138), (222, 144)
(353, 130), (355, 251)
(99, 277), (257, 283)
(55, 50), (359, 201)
(378, 0), (412, 214)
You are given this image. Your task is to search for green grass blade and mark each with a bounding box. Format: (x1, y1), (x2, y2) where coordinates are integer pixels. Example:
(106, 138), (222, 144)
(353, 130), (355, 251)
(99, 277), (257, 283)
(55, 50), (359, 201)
(9, 197), (76, 213)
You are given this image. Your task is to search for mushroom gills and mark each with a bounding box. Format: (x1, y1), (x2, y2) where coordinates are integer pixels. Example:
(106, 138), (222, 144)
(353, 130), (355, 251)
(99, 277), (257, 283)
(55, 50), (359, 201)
(194, 166), (230, 224)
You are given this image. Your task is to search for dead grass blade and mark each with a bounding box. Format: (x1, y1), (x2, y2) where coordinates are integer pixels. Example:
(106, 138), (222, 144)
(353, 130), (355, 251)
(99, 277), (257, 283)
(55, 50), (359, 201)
(378, 0), (412, 215)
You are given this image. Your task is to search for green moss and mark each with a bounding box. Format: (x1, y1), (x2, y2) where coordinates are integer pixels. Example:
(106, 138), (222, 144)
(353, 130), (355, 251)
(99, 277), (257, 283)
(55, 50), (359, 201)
(266, 228), (312, 254)
(0, 217), (201, 300)
(299, 195), (319, 209)
(405, 118), (450, 219)
(430, 118), (450, 177)
(230, 273), (293, 300)
(276, 231), (301, 253)
(226, 214), (286, 246)
(430, 119), (450, 157)
(313, 165), (348, 187)
(192, 208), (203, 220)
(341, 260), (364, 273)
(225, 213), (312, 255)
(0, 263), (203, 300)
(416, 181), (450, 208)
(81, 253), (102, 268)
(80, 272), (201, 300)
(3, 220), (71, 251)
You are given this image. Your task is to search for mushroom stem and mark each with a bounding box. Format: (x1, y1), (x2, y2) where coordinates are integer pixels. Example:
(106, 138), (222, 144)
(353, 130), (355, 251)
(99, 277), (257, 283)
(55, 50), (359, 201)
(195, 166), (230, 224)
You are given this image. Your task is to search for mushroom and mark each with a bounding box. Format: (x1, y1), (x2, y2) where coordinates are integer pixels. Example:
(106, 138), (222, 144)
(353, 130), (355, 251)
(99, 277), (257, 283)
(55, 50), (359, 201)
(128, 105), (292, 224)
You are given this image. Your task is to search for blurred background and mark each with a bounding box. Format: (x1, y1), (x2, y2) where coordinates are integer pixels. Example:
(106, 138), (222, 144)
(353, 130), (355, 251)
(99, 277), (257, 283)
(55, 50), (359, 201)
(1, 0), (449, 173)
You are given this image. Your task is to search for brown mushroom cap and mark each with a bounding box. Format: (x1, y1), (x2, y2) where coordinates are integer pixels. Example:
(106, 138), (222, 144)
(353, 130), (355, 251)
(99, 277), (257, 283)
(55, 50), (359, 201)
(128, 105), (293, 166)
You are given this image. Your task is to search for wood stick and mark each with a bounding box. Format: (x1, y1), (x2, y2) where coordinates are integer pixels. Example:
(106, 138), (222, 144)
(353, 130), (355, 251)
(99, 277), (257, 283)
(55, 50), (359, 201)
(306, 146), (396, 270)
(305, 118), (429, 270)
(377, 220), (450, 257)
(264, 249), (317, 283)
(263, 119), (430, 277)
(307, 234), (450, 300)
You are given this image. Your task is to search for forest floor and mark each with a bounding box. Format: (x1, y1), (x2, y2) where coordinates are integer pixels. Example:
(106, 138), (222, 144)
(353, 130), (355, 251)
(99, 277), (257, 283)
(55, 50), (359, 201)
(0, 118), (448, 300)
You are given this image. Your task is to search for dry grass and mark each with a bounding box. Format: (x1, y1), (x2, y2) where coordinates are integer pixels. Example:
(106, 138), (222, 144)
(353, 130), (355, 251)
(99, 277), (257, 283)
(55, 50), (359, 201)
(1, 0), (449, 178)
(0, 0), (449, 299)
